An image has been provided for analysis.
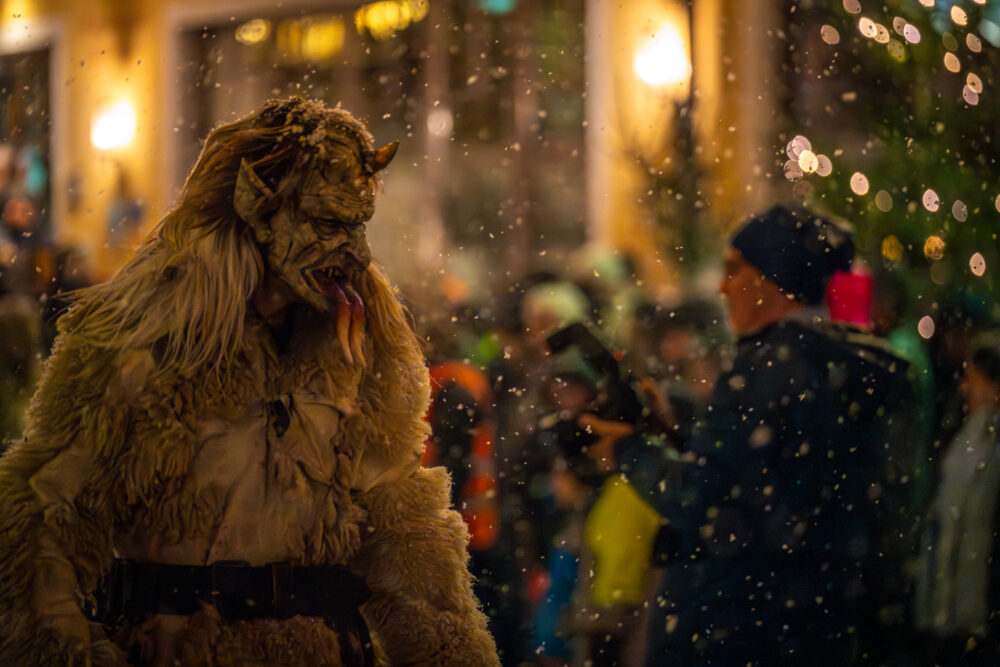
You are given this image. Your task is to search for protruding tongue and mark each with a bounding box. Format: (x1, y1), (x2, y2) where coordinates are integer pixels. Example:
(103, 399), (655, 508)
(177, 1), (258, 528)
(326, 281), (354, 364)
(314, 273), (365, 365)
(344, 285), (366, 366)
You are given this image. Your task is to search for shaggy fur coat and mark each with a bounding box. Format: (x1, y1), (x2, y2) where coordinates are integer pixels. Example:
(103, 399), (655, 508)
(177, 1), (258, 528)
(0, 98), (499, 665)
(0, 261), (498, 666)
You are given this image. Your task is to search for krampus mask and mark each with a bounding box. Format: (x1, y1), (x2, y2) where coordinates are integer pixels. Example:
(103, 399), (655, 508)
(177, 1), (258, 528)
(233, 102), (398, 363)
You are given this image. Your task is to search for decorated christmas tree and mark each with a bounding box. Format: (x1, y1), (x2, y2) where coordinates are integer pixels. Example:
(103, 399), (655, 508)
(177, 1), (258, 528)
(783, 0), (999, 323)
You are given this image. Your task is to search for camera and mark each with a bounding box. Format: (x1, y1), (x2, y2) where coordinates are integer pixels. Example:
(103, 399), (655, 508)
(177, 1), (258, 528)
(537, 323), (643, 486)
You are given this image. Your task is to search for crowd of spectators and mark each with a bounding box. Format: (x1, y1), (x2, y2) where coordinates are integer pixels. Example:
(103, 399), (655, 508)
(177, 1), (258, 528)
(412, 205), (1000, 666)
(2, 197), (999, 666)
(0, 141), (93, 447)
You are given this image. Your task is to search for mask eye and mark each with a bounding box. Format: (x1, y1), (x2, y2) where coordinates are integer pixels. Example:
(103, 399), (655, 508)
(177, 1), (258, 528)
(312, 217), (343, 235)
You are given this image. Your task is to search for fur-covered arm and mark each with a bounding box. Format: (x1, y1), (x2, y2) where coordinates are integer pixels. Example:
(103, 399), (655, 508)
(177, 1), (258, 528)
(0, 336), (130, 665)
(352, 463), (499, 667)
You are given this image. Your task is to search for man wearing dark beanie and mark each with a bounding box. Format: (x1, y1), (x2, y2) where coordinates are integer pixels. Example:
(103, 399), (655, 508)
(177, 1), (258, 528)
(722, 205), (854, 335)
(608, 205), (913, 665)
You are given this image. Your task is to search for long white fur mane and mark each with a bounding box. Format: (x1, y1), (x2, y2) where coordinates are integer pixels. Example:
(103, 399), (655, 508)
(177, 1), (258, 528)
(64, 213), (263, 378)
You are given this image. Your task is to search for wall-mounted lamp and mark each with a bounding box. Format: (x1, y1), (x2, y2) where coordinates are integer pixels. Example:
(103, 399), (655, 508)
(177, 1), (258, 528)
(624, 3), (704, 281)
(90, 99), (143, 241)
(91, 99), (136, 152)
(633, 22), (690, 88)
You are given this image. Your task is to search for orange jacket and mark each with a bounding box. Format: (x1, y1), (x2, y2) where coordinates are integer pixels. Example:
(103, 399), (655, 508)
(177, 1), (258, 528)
(422, 361), (499, 551)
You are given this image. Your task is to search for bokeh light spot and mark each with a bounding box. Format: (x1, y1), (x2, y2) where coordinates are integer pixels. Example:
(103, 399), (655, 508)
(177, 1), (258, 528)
(951, 200), (968, 221)
(858, 18), (877, 39)
(816, 154), (833, 177)
(967, 73), (983, 93)
(923, 235), (945, 261)
(798, 150), (819, 173)
(881, 234), (903, 261)
(944, 52), (961, 73)
(850, 172), (869, 195)
(918, 316), (935, 340)
(876, 190), (893, 212)
(786, 135), (812, 161)
(970, 253), (987, 277)
(922, 189), (940, 212)
(784, 159), (804, 182)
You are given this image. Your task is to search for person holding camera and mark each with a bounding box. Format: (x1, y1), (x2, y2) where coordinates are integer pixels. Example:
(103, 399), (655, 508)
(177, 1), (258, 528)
(588, 206), (911, 666)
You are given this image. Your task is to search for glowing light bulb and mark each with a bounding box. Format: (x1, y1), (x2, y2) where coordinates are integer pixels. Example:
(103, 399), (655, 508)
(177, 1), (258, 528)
(633, 23), (690, 87)
(91, 100), (136, 151)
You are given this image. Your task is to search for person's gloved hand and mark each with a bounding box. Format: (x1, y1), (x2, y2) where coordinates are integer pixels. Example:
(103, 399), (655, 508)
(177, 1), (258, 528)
(577, 413), (634, 473)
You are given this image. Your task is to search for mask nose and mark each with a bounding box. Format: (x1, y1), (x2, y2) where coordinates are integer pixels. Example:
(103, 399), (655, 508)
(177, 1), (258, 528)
(344, 238), (371, 271)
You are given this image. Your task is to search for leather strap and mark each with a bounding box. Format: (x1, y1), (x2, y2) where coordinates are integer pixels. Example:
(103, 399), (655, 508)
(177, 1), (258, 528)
(91, 559), (374, 666)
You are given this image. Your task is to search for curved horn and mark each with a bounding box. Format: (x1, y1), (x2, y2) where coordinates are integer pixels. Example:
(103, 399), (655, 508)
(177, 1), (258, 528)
(367, 141), (399, 174)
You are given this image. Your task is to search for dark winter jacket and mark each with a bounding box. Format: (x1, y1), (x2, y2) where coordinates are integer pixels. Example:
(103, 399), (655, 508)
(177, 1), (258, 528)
(620, 319), (910, 665)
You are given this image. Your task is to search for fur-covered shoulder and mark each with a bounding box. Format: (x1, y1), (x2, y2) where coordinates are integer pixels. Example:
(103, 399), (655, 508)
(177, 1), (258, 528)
(0, 330), (130, 664)
(348, 264), (430, 491)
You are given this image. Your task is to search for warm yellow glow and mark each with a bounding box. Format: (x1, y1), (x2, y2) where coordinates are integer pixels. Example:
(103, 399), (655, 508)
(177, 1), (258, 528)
(633, 22), (690, 86)
(236, 19), (271, 45)
(1, 0), (38, 49)
(880, 235), (903, 262)
(355, 0), (429, 41)
(923, 235), (945, 261)
(4, 0), (34, 21)
(276, 15), (346, 62)
(91, 100), (136, 151)
(301, 16), (346, 61)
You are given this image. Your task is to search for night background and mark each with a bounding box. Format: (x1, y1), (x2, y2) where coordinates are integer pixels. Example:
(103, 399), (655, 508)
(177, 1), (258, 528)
(1, 0), (999, 665)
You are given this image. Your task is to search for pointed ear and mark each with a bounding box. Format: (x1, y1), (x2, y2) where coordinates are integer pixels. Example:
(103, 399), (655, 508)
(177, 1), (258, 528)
(367, 141), (399, 174)
(233, 158), (278, 240)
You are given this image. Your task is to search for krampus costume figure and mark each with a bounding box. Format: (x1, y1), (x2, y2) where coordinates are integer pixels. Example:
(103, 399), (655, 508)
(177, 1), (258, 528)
(0, 98), (499, 666)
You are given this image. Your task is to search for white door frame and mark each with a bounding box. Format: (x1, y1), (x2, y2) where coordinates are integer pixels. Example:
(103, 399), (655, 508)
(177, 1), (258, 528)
(0, 16), (67, 242)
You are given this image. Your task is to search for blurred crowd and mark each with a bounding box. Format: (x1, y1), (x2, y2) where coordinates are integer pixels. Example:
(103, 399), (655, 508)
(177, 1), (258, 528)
(2, 191), (1000, 665)
(409, 206), (1000, 666)
(0, 140), (93, 447)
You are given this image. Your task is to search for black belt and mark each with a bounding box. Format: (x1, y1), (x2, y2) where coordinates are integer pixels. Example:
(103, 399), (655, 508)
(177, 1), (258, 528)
(91, 559), (374, 666)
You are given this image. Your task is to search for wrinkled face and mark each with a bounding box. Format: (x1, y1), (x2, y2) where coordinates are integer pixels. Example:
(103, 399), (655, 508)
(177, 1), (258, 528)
(265, 162), (374, 314)
(235, 124), (397, 363)
(258, 157), (376, 365)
